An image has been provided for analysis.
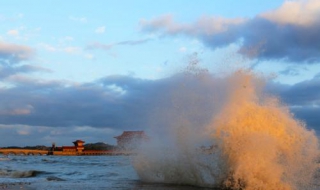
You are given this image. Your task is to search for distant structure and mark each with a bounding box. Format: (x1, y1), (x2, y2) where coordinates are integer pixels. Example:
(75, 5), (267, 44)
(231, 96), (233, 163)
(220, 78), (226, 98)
(58, 140), (85, 153)
(114, 131), (148, 150)
(51, 140), (85, 155)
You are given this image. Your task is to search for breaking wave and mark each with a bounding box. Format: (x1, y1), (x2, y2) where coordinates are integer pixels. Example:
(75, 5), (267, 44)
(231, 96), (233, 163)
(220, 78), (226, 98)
(0, 169), (45, 178)
(133, 70), (319, 190)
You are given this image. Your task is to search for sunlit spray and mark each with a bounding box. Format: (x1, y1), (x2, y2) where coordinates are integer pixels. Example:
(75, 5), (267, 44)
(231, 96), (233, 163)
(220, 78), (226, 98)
(132, 69), (319, 190)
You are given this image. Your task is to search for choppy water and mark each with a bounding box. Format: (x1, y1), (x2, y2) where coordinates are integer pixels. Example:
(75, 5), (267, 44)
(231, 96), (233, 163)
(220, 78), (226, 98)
(0, 155), (214, 190)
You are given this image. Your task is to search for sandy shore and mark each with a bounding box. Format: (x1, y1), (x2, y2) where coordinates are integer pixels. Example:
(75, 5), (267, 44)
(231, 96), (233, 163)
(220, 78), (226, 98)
(0, 183), (34, 190)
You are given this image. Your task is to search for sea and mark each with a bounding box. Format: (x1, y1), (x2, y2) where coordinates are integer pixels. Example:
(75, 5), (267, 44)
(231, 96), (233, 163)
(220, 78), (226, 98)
(0, 155), (211, 190)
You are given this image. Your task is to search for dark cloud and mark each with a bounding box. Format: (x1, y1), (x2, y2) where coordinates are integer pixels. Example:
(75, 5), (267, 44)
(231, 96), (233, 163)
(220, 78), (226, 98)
(238, 18), (320, 63)
(0, 65), (50, 79)
(0, 72), (220, 131)
(1, 69), (320, 144)
(1, 70), (319, 131)
(266, 76), (320, 131)
(274, 78), (320, 106)
(290, 106), (320, 132)
(140, 1), (320, 63)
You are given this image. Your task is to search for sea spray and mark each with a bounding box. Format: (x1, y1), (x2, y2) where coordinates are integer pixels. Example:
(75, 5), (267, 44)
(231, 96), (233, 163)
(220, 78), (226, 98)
(132, 70), (319, 190)
(211, 71), (319, 190)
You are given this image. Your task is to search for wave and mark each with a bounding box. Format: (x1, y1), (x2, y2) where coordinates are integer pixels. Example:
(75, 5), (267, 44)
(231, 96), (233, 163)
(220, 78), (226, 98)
(133, 70), (319, 190)
(11, 170), (44, 178)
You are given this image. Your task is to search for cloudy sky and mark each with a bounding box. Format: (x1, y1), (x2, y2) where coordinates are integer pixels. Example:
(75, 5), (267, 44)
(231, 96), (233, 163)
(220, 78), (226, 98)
(1, 0), (320, 146)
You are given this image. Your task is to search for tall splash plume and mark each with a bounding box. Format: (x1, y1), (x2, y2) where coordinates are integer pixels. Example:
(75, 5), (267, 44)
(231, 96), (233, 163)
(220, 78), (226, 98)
(132, 69), (319, 190)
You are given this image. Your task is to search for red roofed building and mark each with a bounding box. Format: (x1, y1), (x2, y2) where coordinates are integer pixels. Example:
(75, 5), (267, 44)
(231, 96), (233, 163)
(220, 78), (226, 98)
(59, 140), (85, 153)
(114, 131), (148, 150)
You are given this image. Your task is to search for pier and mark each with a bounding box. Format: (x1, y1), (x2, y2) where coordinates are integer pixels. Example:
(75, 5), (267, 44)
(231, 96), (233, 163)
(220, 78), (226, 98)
(0, 148), (132, 156)
(0, 149), (48, 156)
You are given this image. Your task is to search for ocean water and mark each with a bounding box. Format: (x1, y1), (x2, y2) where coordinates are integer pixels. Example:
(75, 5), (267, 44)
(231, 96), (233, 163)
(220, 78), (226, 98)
(0, 154), (319, 190)
(0, 155), (213, 190)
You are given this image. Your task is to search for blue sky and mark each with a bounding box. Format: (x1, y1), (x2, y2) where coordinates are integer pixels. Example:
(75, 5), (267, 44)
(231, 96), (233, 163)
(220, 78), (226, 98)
(1, 0), (320, 146)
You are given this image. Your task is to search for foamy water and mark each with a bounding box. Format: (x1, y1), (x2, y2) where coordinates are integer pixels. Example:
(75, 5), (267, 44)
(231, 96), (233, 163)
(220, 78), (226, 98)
(133, 70), (320, 190)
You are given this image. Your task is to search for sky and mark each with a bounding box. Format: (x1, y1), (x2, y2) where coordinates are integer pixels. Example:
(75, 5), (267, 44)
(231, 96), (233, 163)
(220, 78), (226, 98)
(0, 0), (320, 146)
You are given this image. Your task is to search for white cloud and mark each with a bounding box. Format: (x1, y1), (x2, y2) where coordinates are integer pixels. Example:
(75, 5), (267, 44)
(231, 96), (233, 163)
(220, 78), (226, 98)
(140, 14), (245, 35)
(0, 108), (32, 116)
(69, 16), (88, 23)
(17, 130), (30, 135)
(95, 26), (106, 34)
(38, 43), (82, 55)
(260, 0), (320, 26)
(7, 29), (19, 36)
(0, 42), (34, 64)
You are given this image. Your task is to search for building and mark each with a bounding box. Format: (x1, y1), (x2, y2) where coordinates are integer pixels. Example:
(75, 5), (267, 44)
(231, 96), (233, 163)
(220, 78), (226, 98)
(71, 140), (85, 152)
(51, 140), (85, 155)
(114, 131), (148, 150)
(60, 140), (85, 152)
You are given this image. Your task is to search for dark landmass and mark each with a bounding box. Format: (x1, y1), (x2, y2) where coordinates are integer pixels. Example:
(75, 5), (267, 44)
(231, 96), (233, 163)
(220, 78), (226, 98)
(84, 142), (116, 151)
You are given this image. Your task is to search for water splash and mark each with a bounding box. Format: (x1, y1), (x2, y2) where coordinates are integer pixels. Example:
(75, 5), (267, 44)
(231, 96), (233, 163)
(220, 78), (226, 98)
(132, 70), (319, 190)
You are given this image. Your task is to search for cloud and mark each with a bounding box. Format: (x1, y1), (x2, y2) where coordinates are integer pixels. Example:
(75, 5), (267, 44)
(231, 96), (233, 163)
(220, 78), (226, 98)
(140, 14), (245, 36)
(265, 74), (320, 130)
(86, 42), (112, 51)
(0, 105), (33, 116)
(0, 42), (49, 80)
(38, 43), (83, 55)
(95, 26), (106, 34)
(69, 16), (88, 23)
(275, 77), (320, 106)
(7, 29), (19, 36)
(87, 38), (152, 51)
(260, 0), (320, 26)
(0, 72), (221, 133)
(140, 0), (320, 63)
(0, 124), (116, 146)
(0, 68), (320, 144)
(0, 42), (34, 65)
(290, 106), (320, 131)
(0, 65), (51, 79)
